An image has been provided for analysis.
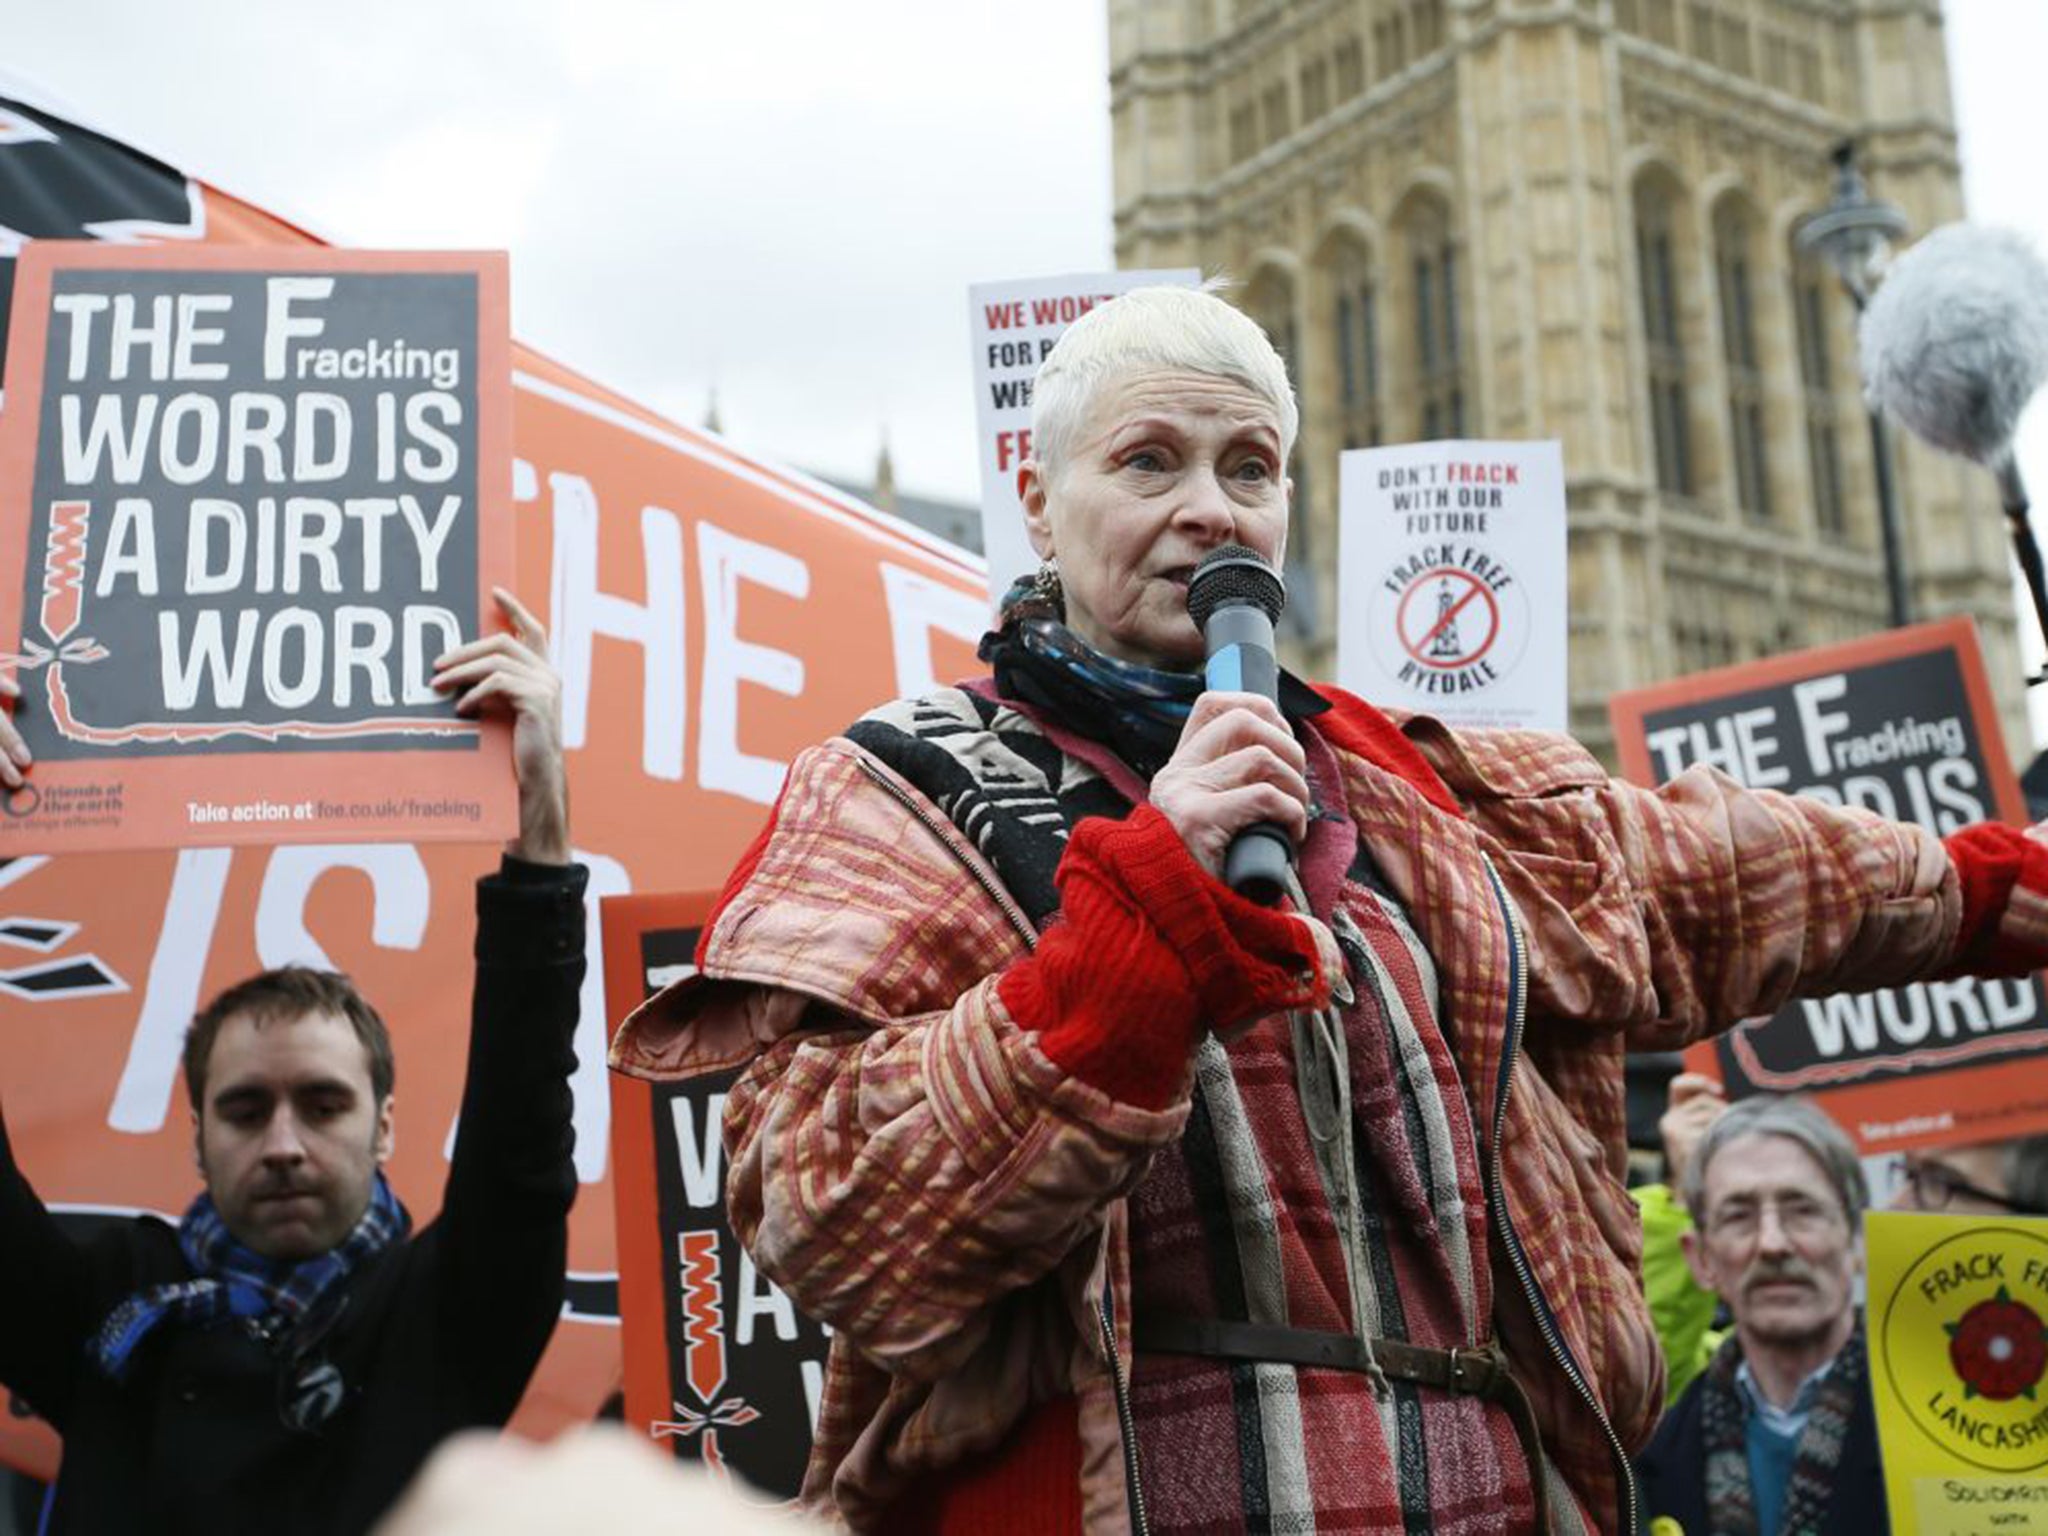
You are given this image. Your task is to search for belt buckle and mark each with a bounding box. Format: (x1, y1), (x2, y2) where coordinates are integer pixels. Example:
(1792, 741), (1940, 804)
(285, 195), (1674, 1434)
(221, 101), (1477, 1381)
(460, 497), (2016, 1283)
(1446, 1346), (1491, 1396)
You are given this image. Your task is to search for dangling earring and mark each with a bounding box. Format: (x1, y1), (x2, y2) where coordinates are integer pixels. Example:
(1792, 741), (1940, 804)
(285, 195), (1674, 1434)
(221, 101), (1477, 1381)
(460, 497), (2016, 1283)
(1032, 557), (1063, 609)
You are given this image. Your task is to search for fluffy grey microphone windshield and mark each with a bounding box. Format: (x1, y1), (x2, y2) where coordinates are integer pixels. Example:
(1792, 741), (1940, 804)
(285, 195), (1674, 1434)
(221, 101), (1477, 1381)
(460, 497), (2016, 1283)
(1860, 223), (2048, 465)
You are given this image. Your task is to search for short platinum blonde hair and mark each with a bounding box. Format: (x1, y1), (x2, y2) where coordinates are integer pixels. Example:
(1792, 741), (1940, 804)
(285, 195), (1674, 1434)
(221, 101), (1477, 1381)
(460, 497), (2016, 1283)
(1029, 285), (1299, 483)
(1681, 1094), (1868, 1235)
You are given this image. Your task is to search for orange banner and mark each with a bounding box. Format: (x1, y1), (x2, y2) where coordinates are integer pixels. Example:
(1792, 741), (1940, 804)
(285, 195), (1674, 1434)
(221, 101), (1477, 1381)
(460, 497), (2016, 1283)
(0, 164), (986, 1479)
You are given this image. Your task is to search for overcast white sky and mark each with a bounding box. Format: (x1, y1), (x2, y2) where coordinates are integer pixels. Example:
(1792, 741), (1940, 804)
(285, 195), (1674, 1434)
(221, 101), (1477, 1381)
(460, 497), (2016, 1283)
(4, 1), (2042, 495)
(5, 0), (1118, 503)
(7, 0), (2048, 699)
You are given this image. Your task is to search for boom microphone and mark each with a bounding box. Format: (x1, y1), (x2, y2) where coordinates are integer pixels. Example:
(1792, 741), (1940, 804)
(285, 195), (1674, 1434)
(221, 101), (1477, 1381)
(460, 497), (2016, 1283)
(1860, 222), (2048, 469)
(1861, 221), (2048, 670)
(1186, 544), (1292, 905)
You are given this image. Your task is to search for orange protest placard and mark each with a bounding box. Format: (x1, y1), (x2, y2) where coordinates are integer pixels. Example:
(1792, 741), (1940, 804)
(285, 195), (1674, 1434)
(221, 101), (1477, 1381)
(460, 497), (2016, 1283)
(0, 242), (516, 853)
(1609, 618), (2048, 1155)
(0, 94), (989, 1485)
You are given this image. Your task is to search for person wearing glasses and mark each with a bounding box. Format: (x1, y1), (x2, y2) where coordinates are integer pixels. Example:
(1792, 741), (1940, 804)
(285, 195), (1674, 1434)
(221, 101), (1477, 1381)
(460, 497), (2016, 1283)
(0, 593), (585, 1536)
(1894, 1135), (2048, 1218)
(1636, 1076), (2048, 1414)
(1635, 1095), (1880, 1536)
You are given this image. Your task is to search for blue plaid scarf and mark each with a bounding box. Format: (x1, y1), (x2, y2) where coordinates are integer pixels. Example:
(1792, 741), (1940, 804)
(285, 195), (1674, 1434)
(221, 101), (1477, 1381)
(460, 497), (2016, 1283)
(979, 615), (1327, 776)
(91, 1174), (409, 1380)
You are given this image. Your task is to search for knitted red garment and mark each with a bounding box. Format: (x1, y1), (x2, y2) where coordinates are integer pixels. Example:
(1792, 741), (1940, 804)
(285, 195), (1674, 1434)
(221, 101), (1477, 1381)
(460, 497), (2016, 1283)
(1942, 821), (2048, 976)
(999, 805), (1328, 1109)
(885, 1395), (1086, 1536)
(692, 788), (784, 969)
(1308, 682), (1463, 815)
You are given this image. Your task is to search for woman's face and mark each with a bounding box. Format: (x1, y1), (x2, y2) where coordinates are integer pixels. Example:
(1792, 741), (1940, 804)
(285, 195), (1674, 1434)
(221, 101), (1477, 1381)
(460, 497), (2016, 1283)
(1020, 369), (1289, 671)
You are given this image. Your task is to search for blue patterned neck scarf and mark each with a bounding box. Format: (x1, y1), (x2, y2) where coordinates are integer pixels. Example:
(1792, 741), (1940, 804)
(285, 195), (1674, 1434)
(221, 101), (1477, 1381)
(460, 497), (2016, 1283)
(92, 1174), (409, 1381)
(979, 616), (1326, 776)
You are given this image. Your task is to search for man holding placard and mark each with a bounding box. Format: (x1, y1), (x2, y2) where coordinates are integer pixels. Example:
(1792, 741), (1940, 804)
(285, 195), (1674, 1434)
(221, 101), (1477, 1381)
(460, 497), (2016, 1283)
(0, 590), (584, 1536)
(0, 243), (517, 856)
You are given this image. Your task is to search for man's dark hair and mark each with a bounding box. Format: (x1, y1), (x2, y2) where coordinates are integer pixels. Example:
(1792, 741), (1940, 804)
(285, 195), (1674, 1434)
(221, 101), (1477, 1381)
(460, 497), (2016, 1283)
(183, 967), (395, 1112)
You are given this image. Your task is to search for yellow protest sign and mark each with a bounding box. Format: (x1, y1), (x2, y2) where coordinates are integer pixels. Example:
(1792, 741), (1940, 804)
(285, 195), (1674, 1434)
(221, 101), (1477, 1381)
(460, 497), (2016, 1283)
(1868, 1211), (2048, 1533)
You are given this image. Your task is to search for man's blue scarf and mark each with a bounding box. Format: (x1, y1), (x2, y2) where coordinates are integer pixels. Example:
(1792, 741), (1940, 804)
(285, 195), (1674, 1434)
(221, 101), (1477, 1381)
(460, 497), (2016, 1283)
(90, 1174), (409, 1380)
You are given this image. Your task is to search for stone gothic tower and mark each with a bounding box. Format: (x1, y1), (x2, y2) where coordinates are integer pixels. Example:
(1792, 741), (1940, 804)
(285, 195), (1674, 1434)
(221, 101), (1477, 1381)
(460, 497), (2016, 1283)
(1109, 0), (2027, 761)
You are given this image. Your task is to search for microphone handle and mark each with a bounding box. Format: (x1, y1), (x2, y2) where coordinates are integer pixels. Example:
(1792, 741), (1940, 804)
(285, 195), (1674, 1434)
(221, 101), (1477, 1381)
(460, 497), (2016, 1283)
(1224, 824), (1294, 905)
(1201, 608), (1278, 698)
(1202, 604), (1292, 905)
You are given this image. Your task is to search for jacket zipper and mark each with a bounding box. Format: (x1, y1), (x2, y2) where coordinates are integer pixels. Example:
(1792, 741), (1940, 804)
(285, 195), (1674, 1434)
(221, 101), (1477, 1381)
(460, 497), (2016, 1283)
(854, 756), (1038, 949)
(1099, 1293), (1152, 1536)
(1478, 855), (1640, 1536)
(855, 753), (1152, 1534)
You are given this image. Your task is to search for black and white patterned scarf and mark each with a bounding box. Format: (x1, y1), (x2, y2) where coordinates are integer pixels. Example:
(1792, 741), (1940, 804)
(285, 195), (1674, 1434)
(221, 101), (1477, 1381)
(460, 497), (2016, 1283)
(977, 616), (1328, 780)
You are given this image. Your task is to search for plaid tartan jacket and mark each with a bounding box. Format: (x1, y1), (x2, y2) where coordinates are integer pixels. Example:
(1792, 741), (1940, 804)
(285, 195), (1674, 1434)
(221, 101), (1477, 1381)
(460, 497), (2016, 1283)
(612, 685), (1993, 1534)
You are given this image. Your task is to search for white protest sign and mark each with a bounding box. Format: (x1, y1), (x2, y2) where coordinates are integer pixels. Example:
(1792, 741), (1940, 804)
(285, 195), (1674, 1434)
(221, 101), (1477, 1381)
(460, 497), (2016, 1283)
(967, 268), (1200, 608)
(1338, 439), (1567, 730)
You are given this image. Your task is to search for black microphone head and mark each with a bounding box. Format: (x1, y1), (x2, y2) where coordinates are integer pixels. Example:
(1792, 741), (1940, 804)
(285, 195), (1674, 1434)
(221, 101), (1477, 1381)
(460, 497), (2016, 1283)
(1186, 544), (1285, 630)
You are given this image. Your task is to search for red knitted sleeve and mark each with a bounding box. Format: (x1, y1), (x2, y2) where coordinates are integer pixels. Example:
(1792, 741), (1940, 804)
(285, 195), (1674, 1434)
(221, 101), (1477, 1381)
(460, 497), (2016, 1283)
(1941, 821), (2048, 977)
(998, 806), (1329, 1109)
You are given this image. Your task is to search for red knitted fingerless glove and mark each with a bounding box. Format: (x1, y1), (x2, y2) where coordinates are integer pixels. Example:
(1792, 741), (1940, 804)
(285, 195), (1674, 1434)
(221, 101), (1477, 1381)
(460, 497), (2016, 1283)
(999, 806), (1328, 1108)
(1942, 821), (2048, 976)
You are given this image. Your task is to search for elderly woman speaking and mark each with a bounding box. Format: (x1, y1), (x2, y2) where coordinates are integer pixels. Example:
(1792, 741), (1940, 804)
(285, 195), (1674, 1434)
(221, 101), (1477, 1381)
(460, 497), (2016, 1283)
(613, 287), (2048, 1534)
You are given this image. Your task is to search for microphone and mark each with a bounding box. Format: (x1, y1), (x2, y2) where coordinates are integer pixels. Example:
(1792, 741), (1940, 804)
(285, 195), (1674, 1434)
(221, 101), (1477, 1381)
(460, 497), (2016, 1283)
(1860, 221), (2048, 672)
(1186, 544), (1292, 905)
(1859, 221), (2048, 469)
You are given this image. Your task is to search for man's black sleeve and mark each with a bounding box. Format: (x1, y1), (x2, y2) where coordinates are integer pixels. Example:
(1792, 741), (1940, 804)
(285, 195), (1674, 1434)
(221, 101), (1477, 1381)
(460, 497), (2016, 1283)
(431, 854), (587, 1416)
(0, 1096), (100, 1426)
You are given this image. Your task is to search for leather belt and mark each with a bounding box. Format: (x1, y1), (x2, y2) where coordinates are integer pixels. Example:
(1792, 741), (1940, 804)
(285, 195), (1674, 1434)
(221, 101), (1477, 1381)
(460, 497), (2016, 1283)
(1132, 1313), (1554, 1532)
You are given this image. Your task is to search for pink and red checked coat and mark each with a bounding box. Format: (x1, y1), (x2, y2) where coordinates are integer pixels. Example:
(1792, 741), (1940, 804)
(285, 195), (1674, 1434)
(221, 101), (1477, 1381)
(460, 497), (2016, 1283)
(612, 685), (2045, 1533)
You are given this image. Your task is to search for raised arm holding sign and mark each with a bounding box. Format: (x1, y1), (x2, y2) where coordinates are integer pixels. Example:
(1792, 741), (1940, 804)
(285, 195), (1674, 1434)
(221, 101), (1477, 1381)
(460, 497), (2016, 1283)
(0, 590), (585, 1535)
(0, 242), (515, 854)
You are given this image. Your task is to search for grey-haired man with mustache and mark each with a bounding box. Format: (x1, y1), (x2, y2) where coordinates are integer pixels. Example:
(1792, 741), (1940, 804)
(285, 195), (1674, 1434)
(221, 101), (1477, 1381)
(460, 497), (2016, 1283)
(1635, 1095), (1884, 1536)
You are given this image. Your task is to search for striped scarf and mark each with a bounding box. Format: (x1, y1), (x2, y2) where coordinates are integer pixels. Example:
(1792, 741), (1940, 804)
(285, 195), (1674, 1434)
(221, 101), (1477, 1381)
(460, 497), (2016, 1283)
(1698, 1324), (1867, 1536)
(92, 1174), (408, 1380)
(1124, 863), (1527, 1533)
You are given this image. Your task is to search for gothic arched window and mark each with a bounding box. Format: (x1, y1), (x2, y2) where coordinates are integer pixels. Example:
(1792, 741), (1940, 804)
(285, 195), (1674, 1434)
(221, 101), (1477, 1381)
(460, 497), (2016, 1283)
(1792, 258), (1847, 538)
(1402, 199), (1465, 440)
(1635, 175), (1693, 495)
(1714, 200), (1771, 520)
(1329, 236), (1383, 449)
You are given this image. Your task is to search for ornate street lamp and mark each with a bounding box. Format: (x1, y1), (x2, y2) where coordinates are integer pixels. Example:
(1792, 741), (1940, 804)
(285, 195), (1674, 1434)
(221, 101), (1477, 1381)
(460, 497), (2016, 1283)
(1796, 142), (1912, 626)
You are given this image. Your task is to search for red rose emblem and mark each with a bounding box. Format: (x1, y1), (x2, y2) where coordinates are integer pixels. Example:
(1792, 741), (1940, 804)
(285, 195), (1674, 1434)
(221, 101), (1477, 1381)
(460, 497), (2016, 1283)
(1946, 1288), (2048, 1402)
